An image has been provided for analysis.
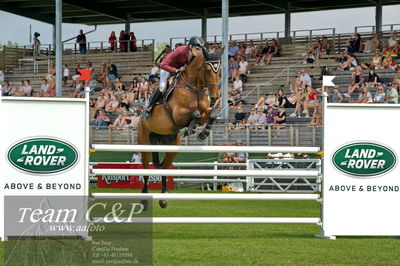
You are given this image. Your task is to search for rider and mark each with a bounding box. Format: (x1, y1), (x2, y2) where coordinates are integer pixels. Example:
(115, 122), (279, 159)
(141, 36), (205, 120)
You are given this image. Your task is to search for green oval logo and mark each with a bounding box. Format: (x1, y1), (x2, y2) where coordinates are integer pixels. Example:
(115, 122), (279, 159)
(332, 142), (397, 178)
(7, 138), (79, 175)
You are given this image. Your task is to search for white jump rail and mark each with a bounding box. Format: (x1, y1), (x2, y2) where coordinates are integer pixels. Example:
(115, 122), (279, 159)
(91, 193), (320, 200)
(92, 169), (320, 177)
(91, 217), (321, 224)
(91, 144), (321, 154)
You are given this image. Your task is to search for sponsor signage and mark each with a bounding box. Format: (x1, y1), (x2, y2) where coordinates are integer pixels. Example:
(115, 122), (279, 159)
(96, 163), (174, 190)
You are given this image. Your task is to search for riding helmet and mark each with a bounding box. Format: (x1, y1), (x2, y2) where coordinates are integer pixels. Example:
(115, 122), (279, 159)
(188, 36), (205, 48)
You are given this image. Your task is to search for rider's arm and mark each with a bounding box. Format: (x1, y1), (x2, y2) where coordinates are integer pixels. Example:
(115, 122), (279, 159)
(160, 49), (180, 73)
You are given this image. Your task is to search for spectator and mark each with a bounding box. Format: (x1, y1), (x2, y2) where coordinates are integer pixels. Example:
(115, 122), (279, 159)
(245, 108), (258, 128)
(33, 32), (41, 57)
(39, 79), (49, 97)
(233, 92), (245, 107)
(347, 33), (363, 53)
(107, 60), (118, 79)
(105, 95), (120, 113)
(265, 39), (280, 65)
(228, 57), (238, 81)
(2, 81), (11, 96)
(273, 106), (287, 129)
(331, 86), (343, 103)
(232, 140), (248, 164)
(305, 37), (322, 58)
(255, 109), (266, 130)
(129, 32), (138, 52)
(265, 106), (277, 128)
(108, 31), (117, 51)
(9, 81), (23, 96)
(237, 42), (246, 57)
(353, 86), (373, 103)
(87, 61), (95, 81)
(47, 63), (56, 78)
(70, 80), (85, 98)
(71, 64), (81, 88)
(337, 52), (358, 71)
(385, 82), (399, 104)
(276, 88), (289, 107)
(238, 56), (248, 82)
(285, 89), (298, 109)
(255, 91), (277, 110)
(229, 75), (242, 93)
(111, 111), (131, 128)
(303, 86), (318, 118)
(365, 69), (380, 87)
(382, 31), (399, 56)
(345, 66), (364, 97)
(95, 110), (110, 127)
(373, 85), (386, 103)
(228, 106), (246, 130)
(21, 80), (32, 96)
(361, 49), (382, 69)
(245, 40), (256, 58)
(228, 41), (239, 58)
(62, 64), (70, 86)
(76, 29), (86, 54)
(321, 36), (331, 54)
(381, 51), (395, 69)
(364, 33), (381, 53)
(127, 78), (139, 103)
(131, 152), (142, 162)
(299, 69), (312, 87)
(129, 110), (141, 129)
(149, 62), (159, 81)
(97, 62), (107, 85)
(119, 30), (126, 52)
(114, 77), (125, 95)
(395, 67), (400, 84)
(95, 94), (107, 110)
(255, 41), (271, 65)
(139, 76), (149, 102)
(221, 143), (235, 165)
(308, 105), (322, 128)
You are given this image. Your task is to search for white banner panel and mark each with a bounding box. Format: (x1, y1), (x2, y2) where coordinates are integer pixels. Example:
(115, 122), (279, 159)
(323, 103), (400, 237)
(0, 96), (89, 240)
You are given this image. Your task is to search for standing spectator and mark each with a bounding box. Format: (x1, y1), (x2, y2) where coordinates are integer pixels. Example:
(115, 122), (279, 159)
(347, 33), (363, 53)
(62, 64), (69, 86)
(129, 32), (138, 52)
(228, 41), (239, 58)
(76, 30), (86, 54)
(149, 62), (159, 81)
(119, 30), (126, 52)
(107, 60), (118, 79)
(33, 32), (41, 57)
(331, 86), (343, 103)
(109, 31), (117, 51)
(2, 81), (11, 96)
(299, 69), (312, 87)
(95, 110), (110, 127)
(385, 82), (399, 104)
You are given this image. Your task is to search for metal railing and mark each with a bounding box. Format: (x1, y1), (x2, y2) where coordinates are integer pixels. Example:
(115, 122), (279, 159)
(355, 23), (400, 33)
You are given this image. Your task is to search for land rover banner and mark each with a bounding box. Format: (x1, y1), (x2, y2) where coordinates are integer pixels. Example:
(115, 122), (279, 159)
(323, 103), (400, 237)
(0, 97), (89, 240)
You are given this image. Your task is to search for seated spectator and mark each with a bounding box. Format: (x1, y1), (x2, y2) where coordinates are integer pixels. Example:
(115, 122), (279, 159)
(69, 80), (85, 98)
(129, 110), (141, 129)
(101, 77), (114, 96)
(95, 110), (110, 127)
(9, 81), (23, 96)
(245, 108), (258, 128)
(105, 95), (120, 113)
(221, 143), (235, 164)
(109, 31), (117, 52)
(71, 64), (81, 88)
(95, 94), (107, 110)
(285, 89), (298, 109)
(97, 62), (107, 85)
(255, 91), (277, 110)
(39, 79), (49, 96)
(228, 41), (239, 58)
(62, 64), (70, 86)
(228, 57), (238, 81)
(149, 62), (159, 81)
(245, 40), (256, 58)
(395, 66), (400, 84)
(227, 93), (236, 109)
(45, 76), (56, 97)
(273, 106), (287, 129)
(336, 51), (348, 65)
(276, 88), (289, 107)
(111, 111), (131, 129)
(384, 82), (399, 104)
(308, 105), (322, 127)
(364, 33), (381, 53)
(255, 109), (266, 129)
(127, 78), (139, 104)
(129, 32), (138, 52)
(237, 42), (246, 57)
(321, 36), (332, 54)
(265, 106), (276, 128)
(373, 85), (386, 103)
(238, 56), (248, 82)
(114, 77), (125, 95)
(118, 94), (129, 112)
(131, 152), (142, 163)
(382, 31), (399, 56)
(48, 63), (56, 77)
(139, 76), (149, 102)
(107, 60), (118, 79)
(345, 66), (364, 97)
(228, 106), (246, 130)
(87, 61), (95, 81)
(303, 86), (318, 118)
(337, 52), (358, 71)
(229, 75), (242, 93)
(361, 49), (382, 69)
(265, 39), (280, 65)
(381, 51), (395, 69)
(347, 33), (363, 53)
(255, 41), (271, 65)
(232, 140), (248, 164)
(331, 86), (343, 103)
(2, 81), (11, 96)
(365, 69), (380, 87)
(352, 86), (373, 103)
(305, 37), (322, 58)
(232, 92), (245, 107)
(299, 69), (312, 87)
(18, 80), (32, 96)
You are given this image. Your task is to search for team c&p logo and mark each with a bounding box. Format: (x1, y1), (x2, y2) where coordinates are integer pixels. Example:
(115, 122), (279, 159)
(332, 142), (397, 178)
(7, 137), (79, 175)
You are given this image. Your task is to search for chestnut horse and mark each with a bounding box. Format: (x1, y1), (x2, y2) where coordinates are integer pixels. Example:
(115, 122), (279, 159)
(138, 49), (222, 208)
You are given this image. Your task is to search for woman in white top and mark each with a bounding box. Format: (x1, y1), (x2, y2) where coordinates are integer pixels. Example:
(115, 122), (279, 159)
(229, 75), (243, 93)
(255, 92), (277, 110)
(139, 76), (149, 102)
(354, 87), (373, 103)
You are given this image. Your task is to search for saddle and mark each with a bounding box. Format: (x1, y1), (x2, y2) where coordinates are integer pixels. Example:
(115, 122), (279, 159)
(156, 73), (180, 105)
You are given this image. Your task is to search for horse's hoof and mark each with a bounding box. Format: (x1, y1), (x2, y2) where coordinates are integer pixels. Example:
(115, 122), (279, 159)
(178, 128), (188, 138)
(197, 132), (208, 141)
(159, 200), (168, 208)
(141, 200), (149, 211)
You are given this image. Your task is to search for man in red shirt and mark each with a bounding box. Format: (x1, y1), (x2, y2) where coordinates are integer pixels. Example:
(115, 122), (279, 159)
(141, 36), (205, 120)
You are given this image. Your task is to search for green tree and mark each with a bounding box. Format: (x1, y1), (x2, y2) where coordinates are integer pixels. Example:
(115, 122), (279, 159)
(154, 42), (168, 61)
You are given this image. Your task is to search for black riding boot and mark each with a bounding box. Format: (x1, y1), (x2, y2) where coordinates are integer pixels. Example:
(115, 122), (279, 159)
(141, 89), (163, 120)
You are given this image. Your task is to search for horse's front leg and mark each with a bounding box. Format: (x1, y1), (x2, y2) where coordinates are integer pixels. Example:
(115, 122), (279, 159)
(179, 110), (201, 138)
(197, 108), (219, 141)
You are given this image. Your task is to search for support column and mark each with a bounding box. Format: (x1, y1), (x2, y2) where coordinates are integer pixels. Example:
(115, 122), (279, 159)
(221, 0), (229, 121)
(285, 1), (291, 39)
(375, 0), (382, 34)
(55, 0), (62, 97)
(125, 20), (130, 33)
(201, 9), (208, 42)
(52, 24), (56, 52)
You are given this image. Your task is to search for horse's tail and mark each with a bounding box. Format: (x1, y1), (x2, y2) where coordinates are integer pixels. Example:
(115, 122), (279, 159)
(149, 132), (178, 168)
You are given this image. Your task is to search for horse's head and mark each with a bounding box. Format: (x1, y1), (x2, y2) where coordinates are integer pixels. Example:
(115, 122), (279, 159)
(202, 47), (223, 105)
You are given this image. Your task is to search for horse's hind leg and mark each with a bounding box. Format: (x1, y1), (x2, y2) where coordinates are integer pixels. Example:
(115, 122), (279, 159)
(198, 108), (219, 141)
(179, 110), (201, 138)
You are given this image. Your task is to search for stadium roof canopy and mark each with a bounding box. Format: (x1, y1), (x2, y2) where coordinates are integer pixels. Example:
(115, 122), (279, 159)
(0, 0), (399, 25)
